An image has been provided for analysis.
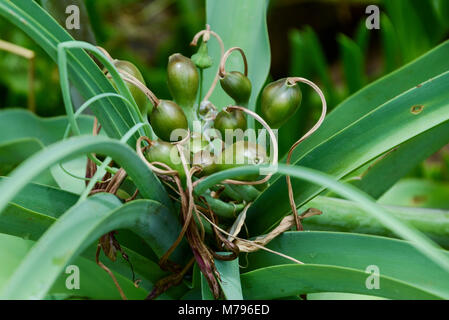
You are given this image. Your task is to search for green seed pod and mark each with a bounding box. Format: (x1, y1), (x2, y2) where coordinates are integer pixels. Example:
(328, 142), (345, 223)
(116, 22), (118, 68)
(111, 60), (149, 115)
(220, 71), (252, 105)
(213, 109), (247, 140)
(145, 140), (187, 180)
(193, 150), (218, 177)
(261, 78), (302, 129)
(191, 42), (213, 70)
(167, 53), (199, 106)
(150, 100), (188, 142)
(219, 141), (269, 181)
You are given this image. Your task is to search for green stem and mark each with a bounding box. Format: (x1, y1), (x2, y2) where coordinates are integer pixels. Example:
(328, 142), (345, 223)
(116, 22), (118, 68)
(200, 194), (245, 219)
(242, 101), (255, 131)
(199, 69), (204, 105)
(227, 184), (260, 202)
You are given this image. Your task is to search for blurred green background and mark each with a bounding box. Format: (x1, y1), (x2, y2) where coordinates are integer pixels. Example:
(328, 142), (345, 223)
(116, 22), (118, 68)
(1, 0), (448, 200)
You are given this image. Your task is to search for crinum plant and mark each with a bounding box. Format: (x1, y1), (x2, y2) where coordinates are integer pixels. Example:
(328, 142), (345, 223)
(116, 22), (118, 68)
(1, 0), (449, 300)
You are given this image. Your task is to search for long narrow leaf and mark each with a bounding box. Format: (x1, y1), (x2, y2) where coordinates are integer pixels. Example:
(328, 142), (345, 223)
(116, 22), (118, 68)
(195, 164), (449, 276)
(1, 194), (189, 299)
(241, 265), (441, 300)
(244, 231), (449, 298)
(0, 135), (171, 213)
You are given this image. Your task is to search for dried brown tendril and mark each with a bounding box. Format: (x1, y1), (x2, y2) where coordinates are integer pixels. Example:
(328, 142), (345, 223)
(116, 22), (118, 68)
(285, 77), (327, 231)
(219, 47), (248, 79)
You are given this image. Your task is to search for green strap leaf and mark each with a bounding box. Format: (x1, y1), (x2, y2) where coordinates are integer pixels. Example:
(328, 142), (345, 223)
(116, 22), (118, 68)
(0, 135), (171, 213)
(379, 179), (449, 209)
(215, 255), (243, 300)
(195, 164), (449, 277)
(244, 231), (449, 299)
(0, 138), (56, 186)
(241, 265), (442, 300)
(0, 109), (94, 146)
(0, 233), (146, 300)
(0, 194), (189, 299)
(301, 196), (449, 248)
(351, 121), (449, 199)
(0, 199), (186, 299)
(0, 178), (77, 217)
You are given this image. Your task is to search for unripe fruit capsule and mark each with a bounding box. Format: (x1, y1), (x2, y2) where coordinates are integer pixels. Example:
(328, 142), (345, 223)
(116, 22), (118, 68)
(145, 140), (187, 180)
(150, 100), (188, 142)
(261, 78), (302, 129)
(112, 60), (149, 115)
(193, 150), (218, 177)
(220, 71), (252, 105)
(213, 109), (247, 141)
(167, 53), (199, 106)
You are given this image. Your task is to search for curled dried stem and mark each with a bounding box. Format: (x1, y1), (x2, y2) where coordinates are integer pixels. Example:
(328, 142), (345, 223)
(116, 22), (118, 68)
(219, 47), (248, 78)
(146, 258), (195, 300)
(158, 175), (188, 268)
(97, 45), (161, 107)
(285, 77), (327, 231)
(158, 146), (200, 268)
(95, 243), (127, 300)
(136, 136), (178, 176)
(170, 128), (191, 146)
(106, 69), (160, 107)
(96, 45), (114, 62)
(125, 189), (139, 202)
(222, 105), (278, 186)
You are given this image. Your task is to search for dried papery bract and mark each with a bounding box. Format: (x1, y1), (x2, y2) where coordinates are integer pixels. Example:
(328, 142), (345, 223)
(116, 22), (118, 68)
(136, 136), (221, 298)
(285, 77), (327, 230)
(159, 145), (197, 266)
(146, 258), (195, 300)
(179, 144), (221, 298)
